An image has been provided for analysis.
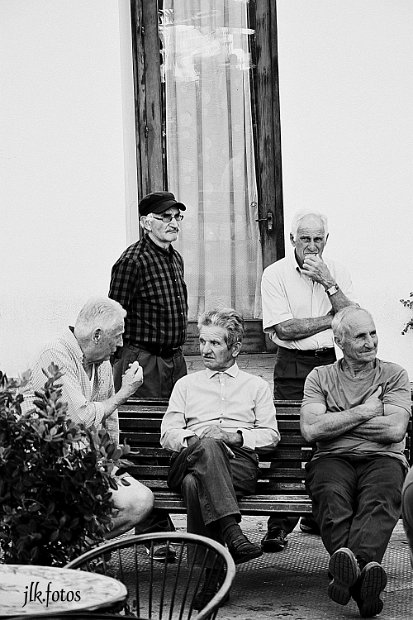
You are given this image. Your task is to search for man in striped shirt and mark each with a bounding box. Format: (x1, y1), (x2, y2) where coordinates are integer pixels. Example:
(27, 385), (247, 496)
(109, 191), (188, 399)
(25, 297), (154, 539)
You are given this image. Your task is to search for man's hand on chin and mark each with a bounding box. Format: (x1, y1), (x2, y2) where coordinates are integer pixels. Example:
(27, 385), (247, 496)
(301, 254), (334, 287)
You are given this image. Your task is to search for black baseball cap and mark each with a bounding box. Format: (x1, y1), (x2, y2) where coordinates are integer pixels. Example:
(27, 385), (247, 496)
(138, 191), (186, 216)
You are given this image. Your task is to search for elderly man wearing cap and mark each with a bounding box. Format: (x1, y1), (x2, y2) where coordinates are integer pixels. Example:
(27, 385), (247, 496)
(109, 191), (188, 559)
(109, 191), (188, 399)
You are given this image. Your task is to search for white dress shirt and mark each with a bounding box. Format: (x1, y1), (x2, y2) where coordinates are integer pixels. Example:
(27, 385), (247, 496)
(160, 362), (280, 453)
(261, 252), (353, 350)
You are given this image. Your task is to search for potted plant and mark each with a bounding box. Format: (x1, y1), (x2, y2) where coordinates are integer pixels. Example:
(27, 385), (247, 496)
(0, 363), (131, 566)
(400, 292), (413, 335)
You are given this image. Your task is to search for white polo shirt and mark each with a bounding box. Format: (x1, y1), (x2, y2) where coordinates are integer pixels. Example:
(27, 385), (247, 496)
(261, 253), (353, 351)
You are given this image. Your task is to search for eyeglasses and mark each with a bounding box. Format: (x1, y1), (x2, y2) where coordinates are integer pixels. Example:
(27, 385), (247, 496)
(151, 213), (184, 223)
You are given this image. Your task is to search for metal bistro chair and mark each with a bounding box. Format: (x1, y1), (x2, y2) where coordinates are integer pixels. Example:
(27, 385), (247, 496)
(65, 532), (236, 620)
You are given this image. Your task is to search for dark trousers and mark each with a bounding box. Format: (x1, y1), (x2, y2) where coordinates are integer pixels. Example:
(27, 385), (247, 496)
(168, 438), (258, 544)
(306, 454), (406, 564)
(113, 343), (186, 534)
(268, 346), (336, 534)
(272, 346), (336, 400)
(402, 467), (413, 565)
(113, 343), (187, 399)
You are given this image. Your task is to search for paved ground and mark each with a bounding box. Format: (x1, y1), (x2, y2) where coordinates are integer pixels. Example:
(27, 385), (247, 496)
(172, 515), (413, 620)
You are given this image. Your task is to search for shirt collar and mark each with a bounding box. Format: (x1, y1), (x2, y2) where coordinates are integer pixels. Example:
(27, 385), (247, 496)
(285, 251), (299, 272)
(286, 250), (303, 275)
(144, 233), (174, 256)
(66, 327), (91, 370)
(205, 362), (239, 379)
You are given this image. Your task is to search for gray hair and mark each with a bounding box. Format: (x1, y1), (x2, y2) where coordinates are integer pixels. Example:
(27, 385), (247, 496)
(290, 210), (329, 239)
(332, 306), (373, 341)
(74, 297), (126, 340)
(197, 308), (245, 348)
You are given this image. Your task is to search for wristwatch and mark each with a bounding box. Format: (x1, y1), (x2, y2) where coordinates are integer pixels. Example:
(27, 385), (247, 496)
(326, 284), (340, 296)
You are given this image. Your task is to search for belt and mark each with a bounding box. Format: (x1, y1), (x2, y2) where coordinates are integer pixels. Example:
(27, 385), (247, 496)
(279, 346), (335, 359)
(130, 343), (182, 358)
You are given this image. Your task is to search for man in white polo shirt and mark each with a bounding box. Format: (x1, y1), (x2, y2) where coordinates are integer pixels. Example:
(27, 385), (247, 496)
(260, 210), (356, 551)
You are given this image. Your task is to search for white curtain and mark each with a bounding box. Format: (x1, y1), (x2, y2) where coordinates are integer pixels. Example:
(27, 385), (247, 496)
(160, 0), (262, 319)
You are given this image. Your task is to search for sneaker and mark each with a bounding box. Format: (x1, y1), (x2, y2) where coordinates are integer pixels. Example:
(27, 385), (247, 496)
(145, 543), (176, 563)
(328, 548), (360, 606)
(299, 516), (320, 535)
(193, 569), (229, 611)
(261, 528), (288, 552)
(227, 533), (263, 565)
(352, 562), (387, 618)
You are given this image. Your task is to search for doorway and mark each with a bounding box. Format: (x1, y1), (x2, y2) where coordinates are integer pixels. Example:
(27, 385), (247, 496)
(130, 0), (284, 351)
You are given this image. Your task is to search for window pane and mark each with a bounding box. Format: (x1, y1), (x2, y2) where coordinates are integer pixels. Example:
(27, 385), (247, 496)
(160, 0), (262, 319)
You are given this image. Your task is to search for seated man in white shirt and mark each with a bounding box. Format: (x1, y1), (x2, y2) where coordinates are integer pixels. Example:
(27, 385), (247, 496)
(26, 296), (154, 539)
(161, 308), (280, 604)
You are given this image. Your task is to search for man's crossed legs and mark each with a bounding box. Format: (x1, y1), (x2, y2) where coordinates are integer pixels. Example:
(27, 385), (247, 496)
(167, 438), (262, 607)
(168, 438), (262, 563)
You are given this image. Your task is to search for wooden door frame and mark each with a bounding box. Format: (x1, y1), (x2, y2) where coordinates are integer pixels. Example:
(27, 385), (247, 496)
(253, 0), (285, 268)
(130, 0), (164, 198)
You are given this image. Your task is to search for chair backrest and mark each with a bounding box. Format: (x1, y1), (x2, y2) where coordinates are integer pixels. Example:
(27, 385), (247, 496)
(65, 532), (236, 620)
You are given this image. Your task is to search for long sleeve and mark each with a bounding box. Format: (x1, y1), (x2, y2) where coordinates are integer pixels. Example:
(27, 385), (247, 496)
(160, 379), (197, 451)
(160, 367), (280, 453)
(238, 380), (280, 452)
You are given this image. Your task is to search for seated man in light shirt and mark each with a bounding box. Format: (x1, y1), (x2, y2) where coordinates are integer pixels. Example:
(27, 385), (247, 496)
(161, 308), (279, 587)
(25, 296), (153, 539)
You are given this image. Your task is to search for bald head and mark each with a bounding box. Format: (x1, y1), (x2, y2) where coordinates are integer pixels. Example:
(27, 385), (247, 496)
(332, 306), (378, 366)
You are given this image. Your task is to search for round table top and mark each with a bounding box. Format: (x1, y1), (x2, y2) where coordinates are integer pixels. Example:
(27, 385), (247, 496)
(0, 563), (127, 617)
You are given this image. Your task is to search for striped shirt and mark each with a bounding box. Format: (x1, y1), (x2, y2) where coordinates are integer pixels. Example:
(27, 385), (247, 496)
(24, 328), (119, 444)
(109, 234), (188, 349)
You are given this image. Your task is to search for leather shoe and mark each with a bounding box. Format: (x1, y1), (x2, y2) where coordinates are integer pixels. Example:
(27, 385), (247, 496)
(227, 533), (263, 565)
(193, 569), (229, 610)
(261, 528), (288, 552)
(352, 562), (387, 618)
(328, 547), (360, 606)
(145, 543), (176, 563)
(300, 516), (320, 535)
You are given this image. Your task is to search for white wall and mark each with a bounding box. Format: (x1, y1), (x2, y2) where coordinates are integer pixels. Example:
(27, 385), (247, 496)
(277, 0), (413, 377)
(0, 0), (137, 376)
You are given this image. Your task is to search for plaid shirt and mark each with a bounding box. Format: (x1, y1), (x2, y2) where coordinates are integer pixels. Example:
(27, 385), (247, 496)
(109, 234), (188, 349)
